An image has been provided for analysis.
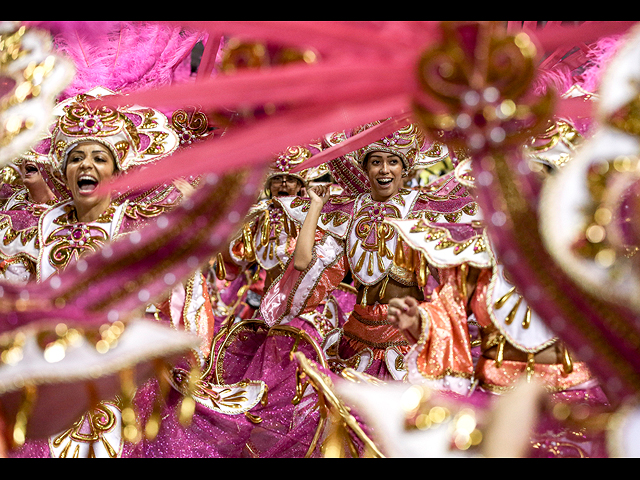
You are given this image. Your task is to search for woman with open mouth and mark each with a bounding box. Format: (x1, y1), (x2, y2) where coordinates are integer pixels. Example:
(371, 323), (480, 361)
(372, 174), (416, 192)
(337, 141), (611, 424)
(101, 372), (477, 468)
(9, 87), (232, 459)
(259, 121), (477, 382)
(0, 146), (70, 286)
(17, 159), (59, 207)
(38, 91), (170, 281)
(221, 145), (325, 320)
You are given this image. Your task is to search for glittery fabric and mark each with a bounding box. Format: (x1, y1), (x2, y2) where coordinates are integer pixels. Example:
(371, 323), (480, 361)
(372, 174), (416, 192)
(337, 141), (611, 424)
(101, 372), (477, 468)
(341, 304), (409, 359)
(8, 438), (49, 458)
(10, 343), (326, 459)
(214, 316), (331, 457)
(526, 382), (611, 458)
(125, 380), (256, 458)
(475, 356), (596, 393)
(527, 414), (609, 458)
(414, 267), (474, 381)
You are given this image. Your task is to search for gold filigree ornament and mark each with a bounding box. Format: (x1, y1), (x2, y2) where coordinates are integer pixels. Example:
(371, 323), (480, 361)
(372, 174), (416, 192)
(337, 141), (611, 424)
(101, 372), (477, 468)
(49, 400), (124, 458)
(50, 86), (180, 173)
(413, 21), (555, 155)
(525, 119), (583, 171)
(0, 22), (75, 166)
(170, 365), (267, 424)
(170, 108), (211, 146)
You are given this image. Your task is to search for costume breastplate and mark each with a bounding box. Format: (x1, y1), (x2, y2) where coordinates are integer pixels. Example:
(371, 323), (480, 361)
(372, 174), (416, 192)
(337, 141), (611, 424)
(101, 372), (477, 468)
(0, 189), (54, 266)
(253, 201), (297, 271)
(38, 200), (128, 281)
(347, 189), (419, 286)
(387, 217), (557, 352)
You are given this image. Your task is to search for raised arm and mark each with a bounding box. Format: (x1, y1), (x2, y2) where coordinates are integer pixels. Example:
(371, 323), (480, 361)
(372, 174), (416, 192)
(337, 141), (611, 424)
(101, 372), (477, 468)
(293, 184), (331, 271)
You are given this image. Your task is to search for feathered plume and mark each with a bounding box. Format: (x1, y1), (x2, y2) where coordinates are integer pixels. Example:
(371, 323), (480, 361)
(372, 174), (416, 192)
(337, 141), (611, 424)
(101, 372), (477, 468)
(580, 35), (625, 93)
(43, 21), (204, 100)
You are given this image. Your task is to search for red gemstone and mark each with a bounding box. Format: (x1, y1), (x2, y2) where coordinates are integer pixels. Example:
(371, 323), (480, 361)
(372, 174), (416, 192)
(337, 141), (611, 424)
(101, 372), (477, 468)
(455, 23), (480, 60)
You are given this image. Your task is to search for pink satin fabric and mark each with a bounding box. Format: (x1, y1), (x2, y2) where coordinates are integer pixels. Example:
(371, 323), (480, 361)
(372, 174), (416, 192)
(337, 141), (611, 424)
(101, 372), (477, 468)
(260, 230), (347, 326)
(475, 356), (594, 393)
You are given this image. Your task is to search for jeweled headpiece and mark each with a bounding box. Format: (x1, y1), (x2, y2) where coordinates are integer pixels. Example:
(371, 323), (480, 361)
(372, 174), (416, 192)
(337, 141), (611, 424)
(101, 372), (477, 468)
(264, 142), (324, 196)
(351, 121), (427, 172)
(321, 120), (431, 195)
(50, 86), (180, 173)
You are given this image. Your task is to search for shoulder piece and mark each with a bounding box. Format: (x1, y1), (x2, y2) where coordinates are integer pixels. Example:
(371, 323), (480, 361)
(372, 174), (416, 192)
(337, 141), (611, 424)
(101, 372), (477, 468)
(272, 195), (311, 226)
(410, 188), (480, 224)
(0, 210), (40, 261)
(274, 194), (357, 239)
(486, 263), (558, 352)
(318, 195), (357, 238)
(385, 217), (493, 269)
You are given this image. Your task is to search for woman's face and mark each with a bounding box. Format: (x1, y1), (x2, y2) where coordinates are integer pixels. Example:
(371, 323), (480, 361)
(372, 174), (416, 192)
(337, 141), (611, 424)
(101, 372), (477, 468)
(365, 151), (404, 202)
(64, 142), (117, 203)
(19, 160), (43, 188)
(269, 174), (303, 197)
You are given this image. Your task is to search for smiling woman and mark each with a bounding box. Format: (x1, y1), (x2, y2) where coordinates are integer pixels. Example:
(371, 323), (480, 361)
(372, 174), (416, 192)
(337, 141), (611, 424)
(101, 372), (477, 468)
(37, 87), (183, 281)
(363, 151), (405, 202)
(63, 141), (118, 223)
(8, 88), (243, 459)
(259, 121), (478, 381)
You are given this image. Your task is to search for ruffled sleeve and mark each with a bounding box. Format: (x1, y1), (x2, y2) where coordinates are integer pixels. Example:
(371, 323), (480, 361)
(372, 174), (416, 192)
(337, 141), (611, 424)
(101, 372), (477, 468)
(405, 266), (475, 394)
(259, 228), (348, 327)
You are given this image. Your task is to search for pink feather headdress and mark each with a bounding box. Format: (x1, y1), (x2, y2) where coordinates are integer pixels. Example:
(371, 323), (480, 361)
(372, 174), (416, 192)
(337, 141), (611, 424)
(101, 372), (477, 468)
(38, 21), (204, 101)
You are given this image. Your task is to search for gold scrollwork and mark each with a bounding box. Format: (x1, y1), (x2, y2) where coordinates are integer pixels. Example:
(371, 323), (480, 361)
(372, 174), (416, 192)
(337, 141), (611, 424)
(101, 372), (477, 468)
(412, 21), (555, 153)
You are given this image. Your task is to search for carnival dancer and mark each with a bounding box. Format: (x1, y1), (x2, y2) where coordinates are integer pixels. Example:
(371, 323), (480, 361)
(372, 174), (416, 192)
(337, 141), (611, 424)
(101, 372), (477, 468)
(221, 145), (320, 322)
(222, 145), (354, 321)
(7, 87), (267, 458)
(0, 22), (205, 459)
(260, 121), (477, 381)
(382, 117), (611, 458)
(206, 145), (363, 458)
(0, 146), (70, 286)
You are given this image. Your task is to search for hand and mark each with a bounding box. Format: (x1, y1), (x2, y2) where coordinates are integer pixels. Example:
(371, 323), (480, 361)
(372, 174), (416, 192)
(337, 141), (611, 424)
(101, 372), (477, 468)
(308, 184), (331, 207)
(173, 178), (196, 198)
(387, 296), (421, 344)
